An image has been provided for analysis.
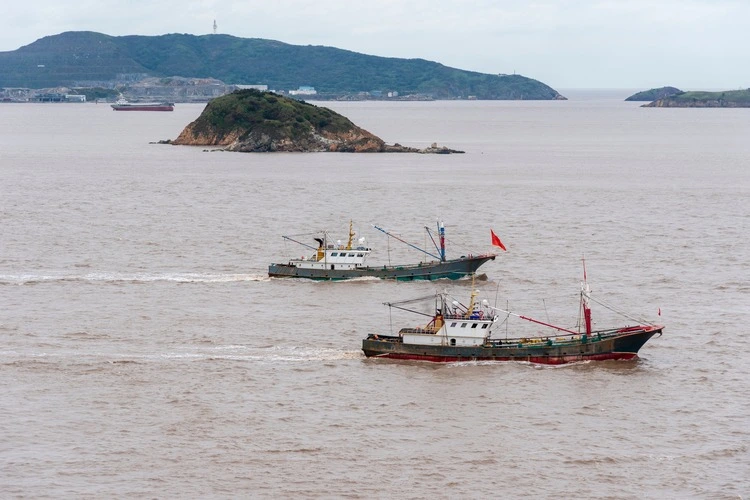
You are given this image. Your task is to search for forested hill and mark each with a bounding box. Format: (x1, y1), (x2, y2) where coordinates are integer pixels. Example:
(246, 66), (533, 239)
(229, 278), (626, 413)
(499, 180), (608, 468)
(0, 31), (564, 100)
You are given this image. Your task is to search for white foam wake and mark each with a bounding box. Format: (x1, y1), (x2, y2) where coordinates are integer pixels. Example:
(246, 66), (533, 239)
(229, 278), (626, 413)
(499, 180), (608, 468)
(0, 272), (270, 285)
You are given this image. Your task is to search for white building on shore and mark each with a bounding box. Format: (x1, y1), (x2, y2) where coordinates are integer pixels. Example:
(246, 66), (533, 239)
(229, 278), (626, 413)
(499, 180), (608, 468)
(289, 86), (317, 96)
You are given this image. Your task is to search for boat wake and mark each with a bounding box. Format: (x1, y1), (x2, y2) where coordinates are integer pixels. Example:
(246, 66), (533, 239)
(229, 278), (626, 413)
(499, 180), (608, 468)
(0, 346), (364, 365)
(0, 272), (270, 285)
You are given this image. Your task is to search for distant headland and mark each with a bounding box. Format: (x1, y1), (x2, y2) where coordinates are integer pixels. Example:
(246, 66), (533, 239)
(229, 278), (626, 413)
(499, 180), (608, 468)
(0, 31), (566, 102)
(169, 90), (464, 153)
(625, 87), (682, 102)
(642, 89), (750, 107)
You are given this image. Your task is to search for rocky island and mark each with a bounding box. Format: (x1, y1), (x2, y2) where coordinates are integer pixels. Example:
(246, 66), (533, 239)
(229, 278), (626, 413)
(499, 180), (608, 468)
(625, 87), (682, 101)
(643, 89), (750, 107)
(171, 89), (464, 153)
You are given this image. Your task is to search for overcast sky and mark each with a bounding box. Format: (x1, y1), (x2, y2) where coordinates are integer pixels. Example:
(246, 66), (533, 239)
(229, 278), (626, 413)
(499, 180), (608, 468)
(2, 0), (747, 90)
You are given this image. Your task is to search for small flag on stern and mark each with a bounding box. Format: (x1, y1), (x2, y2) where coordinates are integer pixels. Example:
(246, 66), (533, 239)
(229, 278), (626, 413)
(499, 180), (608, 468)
(491, 229), (507, 251)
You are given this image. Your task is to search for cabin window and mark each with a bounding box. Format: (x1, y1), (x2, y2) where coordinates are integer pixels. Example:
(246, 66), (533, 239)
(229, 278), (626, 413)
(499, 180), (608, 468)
(348, 253), (355, 257)
(471, 323), (478, 329)
(450, 338), (456, 346)
(331, 252), (338, 257)
(331, 265), (335, 270)
(482, 324), (489, 329)
(461, 323), (467, 328)
(357, 253), (364, 257)
(450, 322), (457, 327)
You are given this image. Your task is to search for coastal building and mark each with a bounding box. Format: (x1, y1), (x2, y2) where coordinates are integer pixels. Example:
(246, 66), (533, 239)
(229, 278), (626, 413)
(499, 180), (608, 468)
(36, 93), (65, 102)
(289, 86), (317, 96)
(235, 84), (268, 91)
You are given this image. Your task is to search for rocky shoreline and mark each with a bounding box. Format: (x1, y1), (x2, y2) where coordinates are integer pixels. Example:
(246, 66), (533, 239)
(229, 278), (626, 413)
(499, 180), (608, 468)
(167, 89), (466, 153)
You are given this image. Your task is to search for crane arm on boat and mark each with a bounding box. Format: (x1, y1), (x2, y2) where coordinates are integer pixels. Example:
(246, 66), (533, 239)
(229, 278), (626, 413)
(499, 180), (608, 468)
(281, 235), (319, 251)
(384, 294), (442, 317)
(384, 303), (435, 318)
(423, 221), (447, 262)
(488, 306), (579, 335)
(372, 225), (441, 261)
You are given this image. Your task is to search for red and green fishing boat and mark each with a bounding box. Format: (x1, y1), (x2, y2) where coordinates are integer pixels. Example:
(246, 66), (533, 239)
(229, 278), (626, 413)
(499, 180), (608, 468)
(362, 266), (663, 364)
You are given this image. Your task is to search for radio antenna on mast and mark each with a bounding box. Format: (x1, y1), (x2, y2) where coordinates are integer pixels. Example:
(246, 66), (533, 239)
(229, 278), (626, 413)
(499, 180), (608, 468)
(213, 20), (217, 34)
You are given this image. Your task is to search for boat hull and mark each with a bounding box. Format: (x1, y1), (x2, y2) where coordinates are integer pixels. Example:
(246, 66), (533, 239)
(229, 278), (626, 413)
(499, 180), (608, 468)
(111, 104), (174, 111)
(268, 255), (495, 281)
(362, 327), (662, 364)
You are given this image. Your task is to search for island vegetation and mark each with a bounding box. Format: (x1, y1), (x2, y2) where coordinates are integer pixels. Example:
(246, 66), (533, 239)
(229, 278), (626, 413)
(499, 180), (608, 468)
(170, 89), (463, 153)
(643, 89), (750, 107)
(625, 87), (681, 101)
(0, 31), (565, 100)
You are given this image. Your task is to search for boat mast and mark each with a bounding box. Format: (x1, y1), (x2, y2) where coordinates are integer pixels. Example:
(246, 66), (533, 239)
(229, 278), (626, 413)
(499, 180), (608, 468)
(346, 220), (354, 250)
(466, 274), (477, 315)
(581, 257), (592, 335)
(438, 221), (446, 262)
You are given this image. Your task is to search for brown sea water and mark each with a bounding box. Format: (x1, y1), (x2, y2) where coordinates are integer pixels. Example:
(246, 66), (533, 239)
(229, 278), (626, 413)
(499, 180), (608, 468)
(1, 91), (749, 498)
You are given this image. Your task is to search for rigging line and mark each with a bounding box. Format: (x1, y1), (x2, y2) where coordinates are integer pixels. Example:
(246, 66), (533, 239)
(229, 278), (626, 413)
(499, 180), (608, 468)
(387, 235), (391, 266)
(492, 313), (511, 330)
(442, 293), (469, 312)
(424, 226), (440, 255)
(386, 303), (434, 317)
(384, 294), (439, 306)
(586, 294), (654, 325)
(372, 225), (441, 261)
(505, 300), (510, 339)
(487, 305), (578, 335)
(388, 305), (394, 335)
(283, 231), (326, 237)
(282, 235), (318, 251)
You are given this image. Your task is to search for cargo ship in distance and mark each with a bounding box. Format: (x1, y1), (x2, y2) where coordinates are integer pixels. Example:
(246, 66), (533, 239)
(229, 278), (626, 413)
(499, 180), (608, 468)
(111, 98), (174, 111)
(268, 221), (496, 281)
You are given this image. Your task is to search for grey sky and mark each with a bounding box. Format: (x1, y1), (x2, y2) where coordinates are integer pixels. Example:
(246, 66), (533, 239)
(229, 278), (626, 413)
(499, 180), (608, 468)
(3, 0), (747, 89)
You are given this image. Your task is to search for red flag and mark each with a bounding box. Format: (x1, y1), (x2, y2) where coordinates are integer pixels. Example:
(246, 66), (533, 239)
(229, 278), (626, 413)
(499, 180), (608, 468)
(490, 229), (507, 251)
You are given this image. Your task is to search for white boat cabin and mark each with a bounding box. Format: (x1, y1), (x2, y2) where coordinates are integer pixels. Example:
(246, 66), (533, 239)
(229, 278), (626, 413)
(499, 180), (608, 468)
(292, 244), (372, 270)
(401, 294), (497, 347)
(287, 222), (372, 270)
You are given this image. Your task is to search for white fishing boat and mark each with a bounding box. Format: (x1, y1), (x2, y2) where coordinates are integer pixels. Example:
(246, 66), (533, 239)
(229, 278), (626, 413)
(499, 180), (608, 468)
(268, 221), (497, 281)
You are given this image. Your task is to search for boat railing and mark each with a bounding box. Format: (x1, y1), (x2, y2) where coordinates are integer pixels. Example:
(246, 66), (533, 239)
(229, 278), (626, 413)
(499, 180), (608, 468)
(485, 327), (649, 348)
(444, 313), (488, 320)
(398, 327), (438, 335)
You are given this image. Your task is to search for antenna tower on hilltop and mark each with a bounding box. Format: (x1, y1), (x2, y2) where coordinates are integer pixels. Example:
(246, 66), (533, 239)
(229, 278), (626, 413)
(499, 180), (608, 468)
(213, 20), (217, 34)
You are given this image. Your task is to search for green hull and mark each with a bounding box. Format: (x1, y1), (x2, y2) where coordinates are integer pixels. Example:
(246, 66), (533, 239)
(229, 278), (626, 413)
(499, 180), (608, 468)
(363, 326), (663, 365)
(269, 255), (495, 281)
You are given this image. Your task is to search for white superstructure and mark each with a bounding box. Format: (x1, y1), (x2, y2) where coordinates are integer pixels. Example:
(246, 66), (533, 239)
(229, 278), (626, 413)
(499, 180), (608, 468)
(287, 221), (372, 271)
(400, 288), (498, 347)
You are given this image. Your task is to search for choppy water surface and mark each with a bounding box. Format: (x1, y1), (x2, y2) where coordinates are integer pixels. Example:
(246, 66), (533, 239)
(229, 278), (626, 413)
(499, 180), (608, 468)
(1, 92), (749, 498)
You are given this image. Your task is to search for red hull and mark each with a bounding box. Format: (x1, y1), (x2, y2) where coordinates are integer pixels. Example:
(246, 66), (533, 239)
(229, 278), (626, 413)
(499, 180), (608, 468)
(368, 352), (639, 364)
(362, 326), (662, 365)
